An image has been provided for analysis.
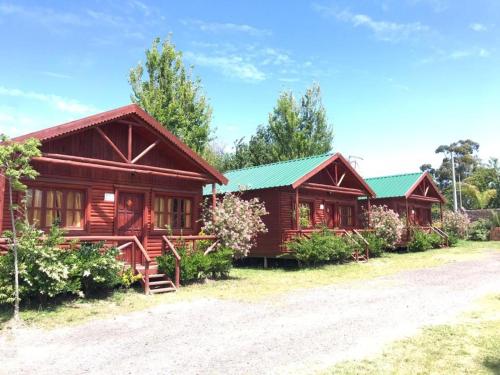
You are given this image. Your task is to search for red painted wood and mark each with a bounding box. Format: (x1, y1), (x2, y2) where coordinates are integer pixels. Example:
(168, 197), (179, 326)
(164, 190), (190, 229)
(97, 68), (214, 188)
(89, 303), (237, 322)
(117, 192), (144, 237)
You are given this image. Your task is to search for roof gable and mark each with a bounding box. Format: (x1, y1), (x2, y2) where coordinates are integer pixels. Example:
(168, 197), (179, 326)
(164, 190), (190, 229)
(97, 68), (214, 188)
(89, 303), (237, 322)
(365, 172), (444, 202)
(13, 104), (227, 185)
(204, 153), (374, 196)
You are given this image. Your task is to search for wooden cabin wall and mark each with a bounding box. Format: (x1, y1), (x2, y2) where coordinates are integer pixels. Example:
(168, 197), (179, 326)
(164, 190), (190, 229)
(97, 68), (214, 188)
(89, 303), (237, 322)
(362, 197), (434, 226)
(1, 162), (204, 261)
(241, 187), (362, 258)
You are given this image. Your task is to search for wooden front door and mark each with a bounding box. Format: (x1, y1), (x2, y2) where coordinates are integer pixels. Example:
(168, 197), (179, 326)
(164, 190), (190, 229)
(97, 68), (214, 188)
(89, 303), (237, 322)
(117, 192), (144, 237)
(326, 203), (336, 228)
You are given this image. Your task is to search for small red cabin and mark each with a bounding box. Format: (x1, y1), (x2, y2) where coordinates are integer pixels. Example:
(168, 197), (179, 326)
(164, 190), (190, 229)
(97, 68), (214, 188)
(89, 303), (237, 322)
(205, 153), (375, 259)
(360, 172), (446, 227)
(0, 104), (227, 292)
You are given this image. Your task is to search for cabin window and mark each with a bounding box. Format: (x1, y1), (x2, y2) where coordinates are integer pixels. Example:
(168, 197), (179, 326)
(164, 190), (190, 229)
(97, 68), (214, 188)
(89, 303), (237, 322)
(154, 196), (192, 230)
(339, 205), (354, 227)
(26, 188), (85, 229)
(292, 201), (314, 228)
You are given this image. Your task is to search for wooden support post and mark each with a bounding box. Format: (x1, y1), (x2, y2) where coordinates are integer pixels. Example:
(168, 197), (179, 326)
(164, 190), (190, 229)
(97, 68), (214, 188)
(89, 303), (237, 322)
(131, 140), (160, 164)
(295, 188), (300, 231)
(127, 124), (132, 162)
(263, 256), (268, 269)
(174, 258), (180, 288)
(212, 183), (217, 223)
(405, 198), (410, 241)
(96, 127), (128, 162)
(367, 198), (371, 228)
(439, 202), (443, 223)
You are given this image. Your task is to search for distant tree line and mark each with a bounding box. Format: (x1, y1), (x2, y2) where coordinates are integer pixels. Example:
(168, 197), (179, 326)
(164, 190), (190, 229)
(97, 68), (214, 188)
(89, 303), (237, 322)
(421, 139), (499, 209)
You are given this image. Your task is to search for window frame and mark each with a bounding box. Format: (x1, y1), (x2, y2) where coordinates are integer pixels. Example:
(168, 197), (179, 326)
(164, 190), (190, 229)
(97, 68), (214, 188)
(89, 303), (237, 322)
(25, 186), (87, 231)
(292, 200), (315, 229)
(152, 193), (194, 232)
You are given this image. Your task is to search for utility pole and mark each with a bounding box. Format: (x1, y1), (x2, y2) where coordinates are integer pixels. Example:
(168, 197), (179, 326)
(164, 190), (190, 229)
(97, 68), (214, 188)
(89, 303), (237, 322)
(451, 152), (458, 212)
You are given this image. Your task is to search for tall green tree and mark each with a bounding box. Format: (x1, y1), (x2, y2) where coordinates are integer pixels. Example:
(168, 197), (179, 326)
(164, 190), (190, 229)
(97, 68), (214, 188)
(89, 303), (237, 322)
(228, 83), (333, 170)
(460, 183), (497, 209)
(0, 135), (41, 321)
(433, 139), (480, 189)
(129, 36), (212, 154)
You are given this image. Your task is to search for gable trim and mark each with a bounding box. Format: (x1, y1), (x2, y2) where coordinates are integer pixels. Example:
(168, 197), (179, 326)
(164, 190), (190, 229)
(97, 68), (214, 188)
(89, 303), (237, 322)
(292, 153), (376, 197)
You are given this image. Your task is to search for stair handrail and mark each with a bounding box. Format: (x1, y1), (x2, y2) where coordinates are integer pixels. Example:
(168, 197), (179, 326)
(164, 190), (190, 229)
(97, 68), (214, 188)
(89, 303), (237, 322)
(430, 226), (449, 247)
(352, 229), (370, 260)
(162, 235), (181, 288)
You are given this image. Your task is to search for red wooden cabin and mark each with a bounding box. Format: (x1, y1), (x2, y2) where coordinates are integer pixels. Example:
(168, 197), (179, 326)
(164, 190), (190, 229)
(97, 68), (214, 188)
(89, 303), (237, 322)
(205, 153), (375, 259)
(360, 172), (446, 228)
(0, 104), (227, 293)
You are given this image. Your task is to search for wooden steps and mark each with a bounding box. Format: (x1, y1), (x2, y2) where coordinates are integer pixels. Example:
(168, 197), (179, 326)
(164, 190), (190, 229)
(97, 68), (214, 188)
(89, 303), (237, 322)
(136, 264), (177, 295)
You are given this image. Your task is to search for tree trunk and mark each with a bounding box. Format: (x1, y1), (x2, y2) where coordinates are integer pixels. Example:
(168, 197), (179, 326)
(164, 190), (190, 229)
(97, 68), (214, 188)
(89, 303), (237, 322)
(8, 177), (20, 321)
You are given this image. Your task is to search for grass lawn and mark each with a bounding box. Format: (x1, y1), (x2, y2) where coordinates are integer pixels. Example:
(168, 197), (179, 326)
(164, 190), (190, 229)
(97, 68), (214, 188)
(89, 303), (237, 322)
(324, 294), (500, 375)
(1, 240), (499, 329)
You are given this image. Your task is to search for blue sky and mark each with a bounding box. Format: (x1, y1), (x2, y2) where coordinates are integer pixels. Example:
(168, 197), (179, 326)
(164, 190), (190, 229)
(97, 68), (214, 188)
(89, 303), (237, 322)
(0, 0), (498, 176)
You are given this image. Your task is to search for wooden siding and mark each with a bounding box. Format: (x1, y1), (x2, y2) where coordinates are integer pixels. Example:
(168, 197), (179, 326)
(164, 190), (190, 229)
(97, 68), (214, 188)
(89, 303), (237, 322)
(240, 186), (362, 258)
(0, 116), (210, 264)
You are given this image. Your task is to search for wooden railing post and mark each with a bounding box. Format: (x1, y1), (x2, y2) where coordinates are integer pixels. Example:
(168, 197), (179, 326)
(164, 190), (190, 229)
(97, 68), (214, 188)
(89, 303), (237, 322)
(144, 260), (150, 294)
(174, 258), (180, 288)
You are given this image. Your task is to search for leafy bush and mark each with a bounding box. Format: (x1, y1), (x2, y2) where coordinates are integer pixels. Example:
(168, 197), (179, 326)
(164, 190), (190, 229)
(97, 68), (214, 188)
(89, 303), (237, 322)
(428, 232), (444, 248)
(447, 232), (459, 246)
(367, 205), (405, 249)
(0, 224), (69, 304)
(66, 242), (122, 296)
(468, 219), (491, 241)
(286, 231), (353, 266)
(442, 210), (470, 239)
(205, 247), (233, 279)
(120, 268), (143, 289)
(362, 232), (386, 257)
(202, 193), (268, 258)
(408, 229), (433, 252)
(157, 247), (233, 284)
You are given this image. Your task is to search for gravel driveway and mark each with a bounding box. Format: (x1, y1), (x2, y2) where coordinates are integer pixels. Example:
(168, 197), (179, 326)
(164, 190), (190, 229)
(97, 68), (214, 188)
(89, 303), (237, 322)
(1, 251), (499, 375)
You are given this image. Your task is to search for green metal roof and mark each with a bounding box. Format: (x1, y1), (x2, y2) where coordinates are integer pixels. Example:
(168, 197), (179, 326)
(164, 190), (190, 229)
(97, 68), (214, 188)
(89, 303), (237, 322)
(203, 153), (333, 195)
(364, 172), (422, 199)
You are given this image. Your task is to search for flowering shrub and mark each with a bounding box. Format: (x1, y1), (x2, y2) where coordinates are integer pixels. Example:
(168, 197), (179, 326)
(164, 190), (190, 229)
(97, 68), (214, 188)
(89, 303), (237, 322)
(367, 205), (405, 249)
(442, 210), (470, 239)
(202, 193), (268, 258)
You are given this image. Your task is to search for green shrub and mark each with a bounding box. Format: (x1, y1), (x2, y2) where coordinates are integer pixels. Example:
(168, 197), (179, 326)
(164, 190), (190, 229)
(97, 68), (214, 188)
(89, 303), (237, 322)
(408, 229), (433, 252)
(446, 232), (459, 246)
(0, 224), (69, 304)
(157, 247), (233, 284)
(66, 242), (122, 296)
(428, 232), (444, 248)
(205, 247), (233, 279)
(286, 231), (353, 266)
(468, 219), (491, 241)
(120, 268), (143, 289)
(362, 232), (386, 257)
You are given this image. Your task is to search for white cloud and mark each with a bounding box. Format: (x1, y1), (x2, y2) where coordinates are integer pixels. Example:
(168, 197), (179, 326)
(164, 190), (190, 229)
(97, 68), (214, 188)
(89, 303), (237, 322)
(0, 86), (96, 115)
(185, 52), (266, 82)
(470, 23), (487, 32)
(408, 0), (448, 13)
(313, 4), (430, 42)
(41, 71), (72, 79)
(420, 48), (492, 64)
(182, 19), (271, 37)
